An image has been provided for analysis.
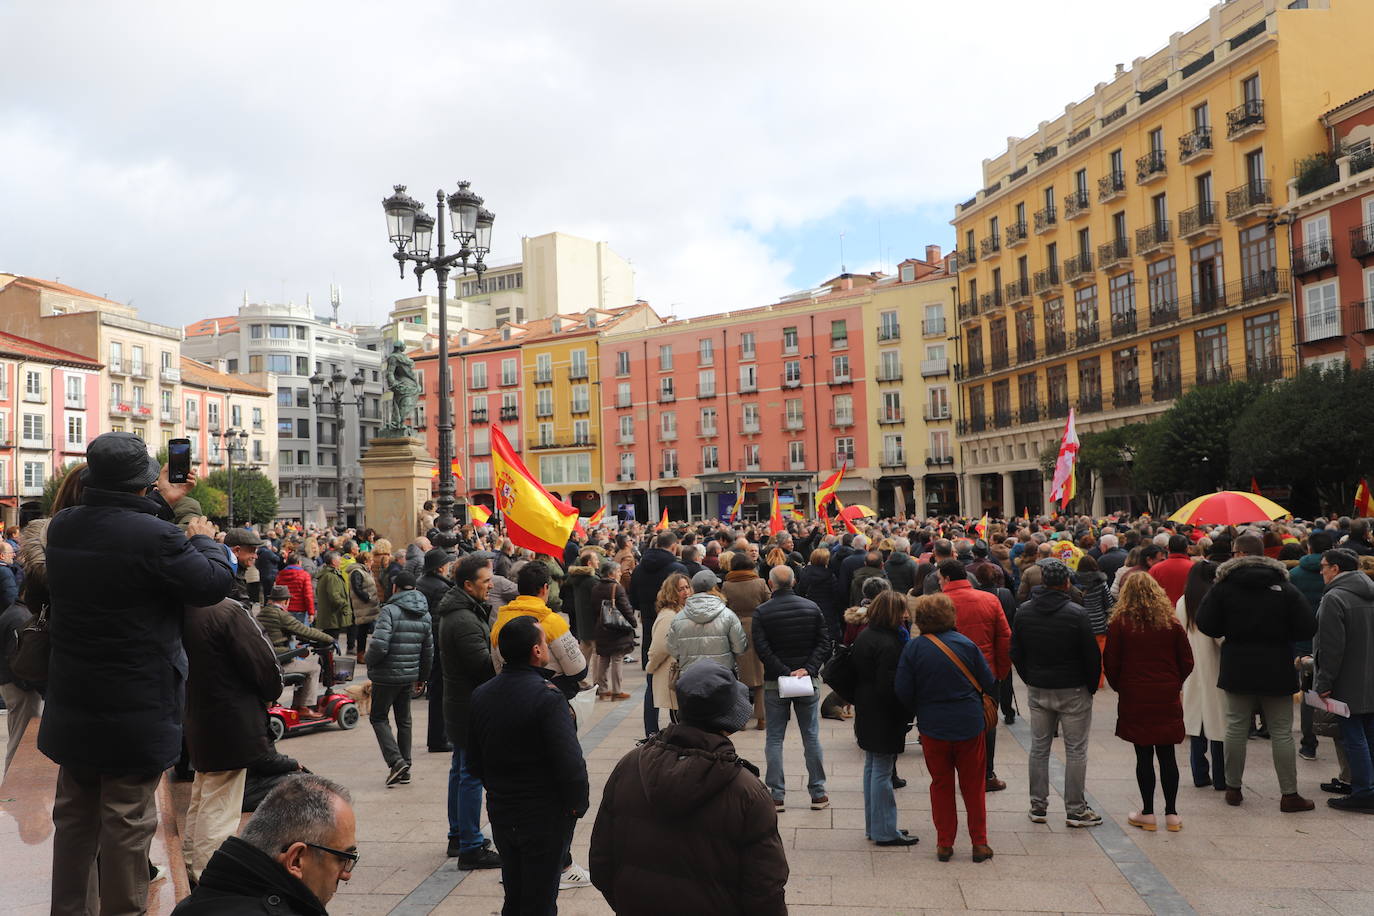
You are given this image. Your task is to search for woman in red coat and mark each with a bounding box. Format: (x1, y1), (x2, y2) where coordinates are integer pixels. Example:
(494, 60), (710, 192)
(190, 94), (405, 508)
(1104, 573), (1194, 832)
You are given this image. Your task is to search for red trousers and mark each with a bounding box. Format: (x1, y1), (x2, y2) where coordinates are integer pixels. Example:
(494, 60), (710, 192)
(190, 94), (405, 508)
(920, 731), (988, 846)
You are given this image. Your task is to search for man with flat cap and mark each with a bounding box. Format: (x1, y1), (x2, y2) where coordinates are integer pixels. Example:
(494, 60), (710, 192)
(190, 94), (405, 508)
(224, 527), (266, 602)
(41, 431), (235, 915)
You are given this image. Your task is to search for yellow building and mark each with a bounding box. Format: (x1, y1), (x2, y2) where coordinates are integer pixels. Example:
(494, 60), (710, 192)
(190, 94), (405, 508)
(864, 249), (962, 516)
(951, 0), (1374, 516)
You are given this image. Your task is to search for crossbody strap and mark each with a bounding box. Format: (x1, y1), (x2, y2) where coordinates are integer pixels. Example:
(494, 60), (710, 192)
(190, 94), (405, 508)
(923, 633), (985, 697)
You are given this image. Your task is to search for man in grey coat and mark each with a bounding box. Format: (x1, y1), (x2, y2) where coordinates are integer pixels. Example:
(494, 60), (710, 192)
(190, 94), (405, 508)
(1314, 548), (1374, 812)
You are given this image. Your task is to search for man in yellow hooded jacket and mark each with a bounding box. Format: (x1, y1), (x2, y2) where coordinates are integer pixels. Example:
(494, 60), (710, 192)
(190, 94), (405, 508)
(492, 560), (588, 700)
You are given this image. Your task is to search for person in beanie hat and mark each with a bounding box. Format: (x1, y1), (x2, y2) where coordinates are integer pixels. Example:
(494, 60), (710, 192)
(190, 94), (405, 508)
(589, 660), (788, 915)
(1011, 557), (1103, 828)
(42, 432), (234, 915)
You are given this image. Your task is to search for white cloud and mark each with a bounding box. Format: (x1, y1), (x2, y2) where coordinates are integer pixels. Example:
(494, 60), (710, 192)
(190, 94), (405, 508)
(0, 0), (1215, 326)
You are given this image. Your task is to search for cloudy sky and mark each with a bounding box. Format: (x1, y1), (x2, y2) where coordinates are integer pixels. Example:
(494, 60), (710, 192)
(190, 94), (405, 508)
(1, 0), (1212, 329)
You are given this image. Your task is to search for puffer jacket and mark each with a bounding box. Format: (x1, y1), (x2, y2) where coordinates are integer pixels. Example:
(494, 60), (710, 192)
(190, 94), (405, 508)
(436, 585), (495, 749)
(349, 564), (381, 627)
(588, 724), (787, 916)
(274, 564), (315, 619)
(795, 563), (841, 626)
(1313, 570), (1374, 715)
(1075, 569), (1114, 635)
(883, 551), (917, 595)
(1196, 555), (1316, 696)
(1010, 587), (1101, 692)
(313, 565), (352, 630)
(365, 589), (434, 686)
(751, 588), (830, 680)
(666, 593), (747, 675)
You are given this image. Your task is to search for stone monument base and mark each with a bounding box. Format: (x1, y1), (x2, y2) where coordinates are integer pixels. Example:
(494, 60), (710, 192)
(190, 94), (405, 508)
(361, 436), (436, 545)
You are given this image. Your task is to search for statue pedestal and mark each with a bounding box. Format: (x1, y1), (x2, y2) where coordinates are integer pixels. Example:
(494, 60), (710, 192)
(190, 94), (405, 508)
(361, 437), (436, 545)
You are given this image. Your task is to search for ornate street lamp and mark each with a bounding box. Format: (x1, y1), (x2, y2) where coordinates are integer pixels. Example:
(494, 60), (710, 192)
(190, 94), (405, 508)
(380, 181), (493, 554)
(310, 368), (367, 533)
(221, 426), (249, 526)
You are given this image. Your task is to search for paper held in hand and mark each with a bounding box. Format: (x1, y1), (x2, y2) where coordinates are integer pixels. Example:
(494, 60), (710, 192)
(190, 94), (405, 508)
(778, 675), (814, 698)
(1304, 690), (1350, 717)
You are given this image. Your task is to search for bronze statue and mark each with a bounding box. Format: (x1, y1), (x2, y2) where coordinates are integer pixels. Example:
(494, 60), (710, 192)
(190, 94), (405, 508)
(382, 340), (420, 437)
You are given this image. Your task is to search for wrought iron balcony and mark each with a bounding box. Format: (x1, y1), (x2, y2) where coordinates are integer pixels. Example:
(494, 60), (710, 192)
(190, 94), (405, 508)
(696, 383), (717, 399)
(500, 406), (519, 421)
(829, 410), (855, 428)
(1246, 355), (1293, 383)
(1017, 402), (1041, 424)
(784, 415), (805, 431)
(1292, 239), (1336, 276)
(1136, 150), (1168, 184)
(924, 404), (951, 422)
(1352, 222), (1374, 259)
(876, 407), (906, 425)
(922, 317), (946, 336)
(1136, 221), (1172, 257)
(1074, 324), (1100, 348)
(657, 388), (676, 403)
(1076, 393), (1103, 414)
(833, 452), (856, 470)
(1044, 329), (1067, 355)
(1179, 201), (1219, 240)
(924, 451), (954, 468)
(960, 247), (977, 266)
(1349, 298), (1374, 332)
(878, 323), (901, 342)
(966, 356), (984, 377)
(826, 370), (852, 387)
(657, 427), (678, 442)
(991, 350), (1009, 371)
(1097, 237), (1131, 272)
(470, 408), (488, 424)
(993, 410), (1014, 429)
(1225, 180), (1272, 221)
(780, 372), (803, 390)
(1064, 252), (1094, 284)
(1064, 189), (1091, 220)
(1111, 309), (1137, 337)
(740, 418), (761, 434)
(1047, 398), (1070, 419)
(1033, 205), (1057, 234)
(1189, 285), (1228, 316)
(1149, 299), (1180, 326)
(957, 299), (979, 321)
(1152, 375), (1182, 402)
(875, 363), (904, 383)
(1196, 364), (1232, 386)
(980, 236), (1001, 258)
(920, 358), (949, 377)
(1033, 265), (1061, 296)
(1112, 383), (1142, 409)
(1241, 268), (1287, 305)
(500, 374), (519, 387)
(659, 465), (679, 479)
(1178, 126), (1213, 163)
(879, 450), (907, 469)
(532, 368), (552, 384)
(1098, 171), (1126, 203)
(1016, 339), (1037, 363)
(567, 366), (590, 381)
(979, 290), (1003, 313)
(617, 432), (636, 445)
(1226, 99), (1264, 139)
(1005, 220), (1028, 248)
(1004, 278), (1031, 307)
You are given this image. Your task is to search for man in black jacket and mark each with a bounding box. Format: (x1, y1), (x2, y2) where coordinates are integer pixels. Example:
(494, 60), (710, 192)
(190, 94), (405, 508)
(1010, 558), (1102, 828)
(470, 616), (589, 916)
(418, 547), (455, 752)
(43, 432), (234, 915)
(628, 530), (687, 735)
(1197, 533), (1317, 812)
(752, 565), (831, 811)
(437, 554), (501, 867)
(172, 774), (356, 916)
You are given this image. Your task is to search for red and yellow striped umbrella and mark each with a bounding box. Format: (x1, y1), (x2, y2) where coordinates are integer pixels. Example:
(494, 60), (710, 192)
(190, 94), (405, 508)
(1168, 490), (1289, 526)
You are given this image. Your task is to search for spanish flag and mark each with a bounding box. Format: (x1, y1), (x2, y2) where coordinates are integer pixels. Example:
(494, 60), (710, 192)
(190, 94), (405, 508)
(654, 507), (669, 531)
(490, 426), (578, 556)
(588, 505), (606, 527)
(1048, 409), (1079, 509)
(834, 497), (859, 535)
(1357, 479), (1374, 517)
(728, 482), (745, 522)
(815, 465), (845, 513)
(468, 503), (491, 526)
(974, 513), (989, 539)
(430, 458), (463, 480)
(790, 507), (806, 522)
(818, 502), (834, 536)
(768, 485), (784, 535)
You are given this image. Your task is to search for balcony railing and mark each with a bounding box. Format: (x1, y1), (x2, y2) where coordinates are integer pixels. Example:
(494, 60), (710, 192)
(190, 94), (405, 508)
(1047, 398), (1070, 419)
(1353, 222), (1374, 259)
(500, 374), (519, 387)
(1098, 171), (1126, 203)
(980, 290), (1003, 313)
(616, 471), (637, 482)
(1005, 220), (1028, 248)
(738, 458), (761, 472)
(966, 356), (984, 377)
(186, 414), (200, 430)
(657, 388), (676, 403)
(1179, 201), (1219, 239)
(741, 419), (761, 434)
(1189, 285), (1228, 316)
(160, 406), (180, 423)
(875, 364), (903, 383)
(568, 366), (590, 381)
(500, 406), (519, 421)
(925, 450), (954, 468)
(659, 466), (679, 479)
(657, 427), (678, 442)
(1033, 265), (1061, 295)
(991, 350), (1009, 371)
(1136, 221), (1171, 257)
(876, 408), (905, 425)
(1033, 206), (1057, 234)
(1064, 252), (1094, 284)
(1292, 239), (1336, 276)
(1098, 237), (1131, 271)
(992, 410), (1013, 429)
(1044, 329), (1067, 355)
(1246, 355), (1294, 383)
(924, 405), (951, 421)
(1303, 312), (1343, 342)
(107, 357), (126, 375)
(959, 247), (977, 267)
(1225, 180), (1272, 221)
(825, 370), (852, 386)
(920, 358), (949, 377)
(160, 366), (181, 383)
(739, 379), (758, 394)
(532, 369), (552, 384)
(1149, 298), (1180, 326)
(784, 415), (805, 431)
(570, 400), (590, 415)
(829, 410), (855, 428)
(65, 392), (86, 409)
(1016, 339), (1037, 362)
(834, 452), (856, 470)
(922, 317), (946, 336)
(780, 372), (803, 389)
(1226, 99), (1264, 139)
(1000, 278), (1028, 308)
(1064, 189), (1091, 220)
(1112, 383), (1142, 408)
(879, 451), (906, 468)
(1111, 309), (1137, 337)
(979, 236), (1000, 258)
(470, 376), (490, 390)
(1349, 298), (1374, 332)
(878, 324), (902, 341)
(1242, 268), (1287, 305)
(1017, 402), (1041, 424)
(470, 408), (488, 423)
(1152, 375), (1182, 402)
(696, 383), (717, 399)
(1136, 149), (1167, 184)
(617, 432), (636, 445)
(22, 387), (46, 403)
(1077, 393), (1103, 414)
(1196, 364), (1232, 386)
(1178, 126), (1213, 163)
(958, 298), (979, 321)
(1074, 324), (1100, 347)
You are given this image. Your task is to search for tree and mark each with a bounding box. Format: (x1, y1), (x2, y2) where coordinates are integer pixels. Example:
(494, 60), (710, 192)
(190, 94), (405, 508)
(1038, 424), (1152, 513)
(205, 468), (278, 526)
(187, 481), (228, 519)
(1130, 380), (1262, 499)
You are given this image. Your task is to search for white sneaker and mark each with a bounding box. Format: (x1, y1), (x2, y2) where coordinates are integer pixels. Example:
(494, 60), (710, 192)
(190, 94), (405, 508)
(559, 862), (591, 890)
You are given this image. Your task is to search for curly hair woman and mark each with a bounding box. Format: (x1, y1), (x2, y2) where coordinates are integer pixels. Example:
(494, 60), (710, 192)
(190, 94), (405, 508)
(1104, 573), (1195, 832)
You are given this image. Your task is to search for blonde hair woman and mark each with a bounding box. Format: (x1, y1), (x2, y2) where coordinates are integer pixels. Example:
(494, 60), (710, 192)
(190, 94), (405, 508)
(645, 573), (692, 715)
(1104, 574), (1194, 832)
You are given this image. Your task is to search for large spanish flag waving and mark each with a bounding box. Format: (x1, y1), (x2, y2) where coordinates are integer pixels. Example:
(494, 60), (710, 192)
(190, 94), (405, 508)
(815, 465), (845, 513)
(468, 503), (491, 526)
(1356, 479), (1374, 517)
(490, 426), (578, 555)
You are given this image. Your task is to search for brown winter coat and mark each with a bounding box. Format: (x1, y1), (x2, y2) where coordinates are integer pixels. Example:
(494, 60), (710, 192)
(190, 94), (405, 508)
(590, 576), (638, 657)
(722, 570), (770, 688)
(1103, 616), (1194, 746)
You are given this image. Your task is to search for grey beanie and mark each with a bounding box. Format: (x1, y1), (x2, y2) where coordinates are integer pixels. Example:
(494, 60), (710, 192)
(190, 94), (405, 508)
(1037, 557), (1071, 587)
(675, 659), (753, 734)
(691, 570), (719, 593)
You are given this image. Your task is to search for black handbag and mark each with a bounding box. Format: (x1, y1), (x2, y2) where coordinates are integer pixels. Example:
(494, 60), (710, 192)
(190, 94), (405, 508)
(820, 643), (857, 703)
(599, 585), (633, 633)
(8, 603), (50, 687)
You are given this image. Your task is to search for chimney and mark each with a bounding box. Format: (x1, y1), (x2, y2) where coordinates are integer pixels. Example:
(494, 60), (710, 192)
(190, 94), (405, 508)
(216, 358), (228, 373)
(925, 244), (942, 264)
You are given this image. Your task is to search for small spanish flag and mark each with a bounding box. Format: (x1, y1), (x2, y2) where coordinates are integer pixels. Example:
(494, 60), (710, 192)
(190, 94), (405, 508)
(468, 504), (491, 526)
(768, 485), (784, 535)
(431, 459), (464, 480)
(728, 482), (745, 522)
(588, 505), (606, 527)
(654, 507), (670, 531)
(1251, 476), (1262, 496)
(1356, 479), (1374, 517)
(974, 513), (989, 539)
(790, 507), (806, 522)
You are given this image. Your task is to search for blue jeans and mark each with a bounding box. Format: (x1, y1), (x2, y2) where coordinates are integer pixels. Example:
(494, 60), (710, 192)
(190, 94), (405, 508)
(447, 747), (488, 853)
(763, 689), (826, 802)
(643, 673), (660, 736)
(863, 751), (899, 841)
(290, 611), (309, 625)
(1338, 712), (1374, 797)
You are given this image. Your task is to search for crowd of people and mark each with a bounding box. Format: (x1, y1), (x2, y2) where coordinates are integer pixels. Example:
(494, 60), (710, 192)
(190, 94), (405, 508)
(4, 431), (1374, 915)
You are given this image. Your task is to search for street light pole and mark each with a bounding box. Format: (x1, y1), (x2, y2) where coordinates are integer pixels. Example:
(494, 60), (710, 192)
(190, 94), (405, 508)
(310, 370), (366, 534)
(381, 183), (493, 555)
(222, 426), (247, 526)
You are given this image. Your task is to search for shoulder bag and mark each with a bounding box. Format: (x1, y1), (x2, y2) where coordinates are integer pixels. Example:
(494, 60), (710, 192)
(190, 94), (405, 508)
(8, 604), (50, 687)
(820, 642), (858, 703)
(600, 583), (634, 633)
(924, 633), (998, 733)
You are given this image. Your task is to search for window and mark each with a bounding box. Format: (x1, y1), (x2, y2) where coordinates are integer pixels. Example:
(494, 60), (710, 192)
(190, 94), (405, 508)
(658, 345), (673, 371)
(109, 341), (123, 371)
(1191, 240), (1224, 308)
(1148, 127), (1164, 154)
(742, 404), (760, 433)
(1074, 168), (1088, 196)
(295, 356), (309, 376)
(1303, 281), (1340, 341)
(739, 333), (756, 360)
(901, 264), (915, 282)
(617, 382), (632, 407)
(700, 406), (717, 433)
(784, 398), (804, 430)
(929, 386), (949, 418)
(536, 389), (554, 417)
(501, 358), (518, 386)
(571, 385), (590, 413)
(279, 449), (295, 467)
(880, 350), (902, 380)
(1047, 364), (1070, 409)
(831, 355), (850, 381)
(835, 437), (855, 461)
(784, 359), (802, 386)
(1148, 256), (1179, 319)
(782, 327), (799, 354)
(929, 429), (950, 461)
(741, 444), (760, 469)
(269, 324), (290, 339)
(788, 440), (806, 468)
(1109, 272), (1136, 328)
(538, 453), (591, 485)
(619, 452), (636, 479)
(619, 415), (635, 442)
(1245, 311), (1282, 370)
(277, 386), (293, 407)
(883, 434), (904, 464)
(265, 354), (291, 374)
(1193, 102), (1210, 129)
(570, 349), (588, 378)
(573, 419), (590, 444)
(1151, 193), (1168, 227)
(881, 390), (902, 422)
(538, 422), (554, 446)
(830, 320), (848, 349)
(923, 303), (945, 336)
(701, 446), (719, 471)
(660, 412), (677, 439)
(833, 395), (853, 424)
(251, 407), (263, 430)
(249, 325), (263, 339)
(296, 388), (310, 408)
(22, 413), (44, 444)
(739, 364), (757, 393)
(1017, 373), (1037, 413)
(1074, 285), (1099, 334)
(65, 374), (83, 407)
(879, 311), (900, 340)
(231, 404), (243, 427)
(697, 369), (715, 398)
(1195, 324), (1230, 380)
(659, 377), (675, 400)
(616, 350), (630, 376)
(1152, 337), (1182, 395)
(24, 370), (41, 399)
(23, 461), (44, 492)
(1242, 73), (1261, 104)
(1077, 356), (1102, 404)
(661, 449), (679, 476)
(1112, 348), (1139, 400)
(472, 463), (491, 488)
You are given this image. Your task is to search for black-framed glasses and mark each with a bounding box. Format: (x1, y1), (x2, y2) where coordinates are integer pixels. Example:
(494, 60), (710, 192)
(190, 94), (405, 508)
(291, 842), (360, 872)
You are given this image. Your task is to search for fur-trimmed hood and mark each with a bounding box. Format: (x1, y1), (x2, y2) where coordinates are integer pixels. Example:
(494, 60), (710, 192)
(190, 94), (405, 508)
(843, 604), (868, 625)
(1214, 554), (1288, 588)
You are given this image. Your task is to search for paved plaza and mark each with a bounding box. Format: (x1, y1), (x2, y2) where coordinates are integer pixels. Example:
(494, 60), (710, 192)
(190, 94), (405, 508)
(4, 661), (1374, 916)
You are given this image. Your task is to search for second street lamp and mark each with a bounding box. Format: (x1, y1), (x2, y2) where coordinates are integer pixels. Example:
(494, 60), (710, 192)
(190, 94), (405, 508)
(310, 368), (366, 534)
(221, 426), (248, 526)
(381, 181), (493, 555)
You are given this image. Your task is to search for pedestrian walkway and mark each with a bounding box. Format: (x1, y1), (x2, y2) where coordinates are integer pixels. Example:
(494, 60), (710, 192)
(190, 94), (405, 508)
(5, 665), (1374, 915)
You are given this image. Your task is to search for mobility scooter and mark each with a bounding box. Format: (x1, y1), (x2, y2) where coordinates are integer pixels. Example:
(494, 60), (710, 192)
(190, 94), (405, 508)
(267, 644), (360, 740)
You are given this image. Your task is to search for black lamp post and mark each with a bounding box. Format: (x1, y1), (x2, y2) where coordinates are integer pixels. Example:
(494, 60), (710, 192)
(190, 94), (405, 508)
(381, 182), (493, 554)
(309, 368), (366, 534)
(221, 426), (248, 526)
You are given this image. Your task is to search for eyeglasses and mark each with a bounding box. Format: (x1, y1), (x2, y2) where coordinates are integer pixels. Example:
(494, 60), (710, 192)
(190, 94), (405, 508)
(290, 842), (360, 873)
